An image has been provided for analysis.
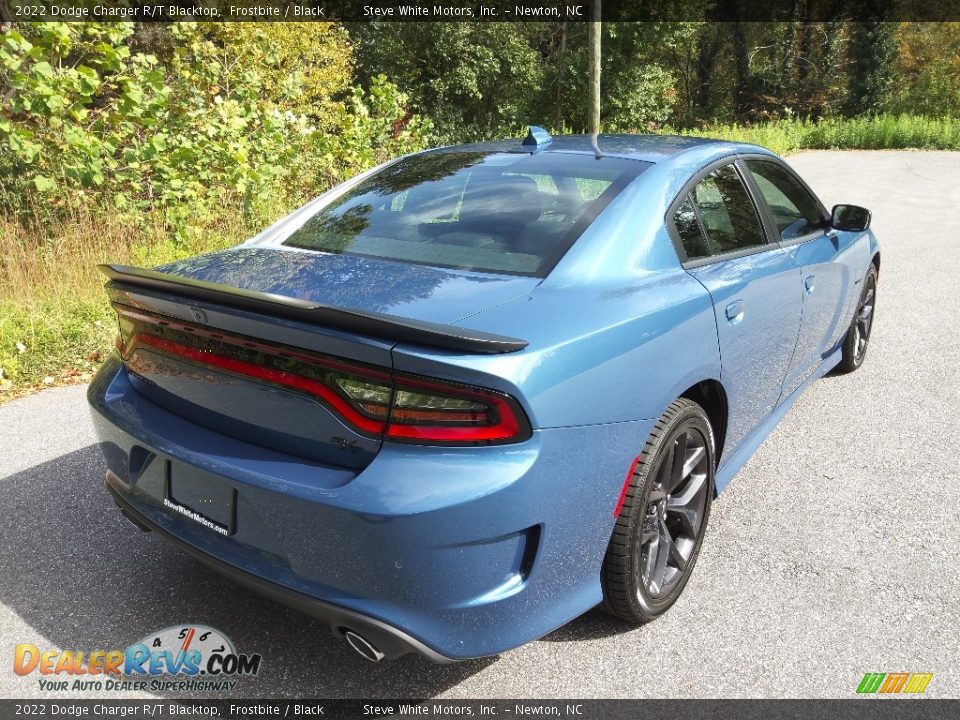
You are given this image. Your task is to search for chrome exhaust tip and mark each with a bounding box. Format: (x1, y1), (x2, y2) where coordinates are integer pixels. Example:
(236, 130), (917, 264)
(343, 629), (385, 663)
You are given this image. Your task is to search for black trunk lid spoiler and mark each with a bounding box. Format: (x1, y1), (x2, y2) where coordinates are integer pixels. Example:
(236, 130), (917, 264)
(98, 264), (528, 355)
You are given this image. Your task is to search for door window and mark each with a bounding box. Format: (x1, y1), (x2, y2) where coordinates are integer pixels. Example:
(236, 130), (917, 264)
(745, 160), (823, 240)
(675, 163), (767, 259)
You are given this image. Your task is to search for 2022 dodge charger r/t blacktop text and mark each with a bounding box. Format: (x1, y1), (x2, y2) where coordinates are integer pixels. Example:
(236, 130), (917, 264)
(89, 129), (880, 662)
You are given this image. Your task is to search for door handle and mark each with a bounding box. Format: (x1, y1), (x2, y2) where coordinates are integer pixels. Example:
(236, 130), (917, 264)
(725, 299), (744, 324)
(804, 275), (816, 293)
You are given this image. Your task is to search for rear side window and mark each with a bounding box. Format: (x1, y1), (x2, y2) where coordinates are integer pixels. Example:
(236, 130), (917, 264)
(673, 195), (711, 260)
(282, 152), (649, 277)
(688, 164), (766, 255)
(745, 160), (824, 240)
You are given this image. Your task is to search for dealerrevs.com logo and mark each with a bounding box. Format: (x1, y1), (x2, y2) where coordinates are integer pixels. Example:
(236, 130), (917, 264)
(13, 625), (262, 693)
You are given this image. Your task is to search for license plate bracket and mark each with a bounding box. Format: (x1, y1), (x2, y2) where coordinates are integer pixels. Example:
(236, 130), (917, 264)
(164, 461), (236, 536)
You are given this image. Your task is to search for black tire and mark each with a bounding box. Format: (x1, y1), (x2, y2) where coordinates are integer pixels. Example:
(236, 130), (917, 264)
(837, 263), (878, 374)
(602, 398), (715, 624)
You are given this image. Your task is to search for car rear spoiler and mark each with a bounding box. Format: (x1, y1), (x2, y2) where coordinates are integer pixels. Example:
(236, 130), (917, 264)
(97, 264), (529, 355)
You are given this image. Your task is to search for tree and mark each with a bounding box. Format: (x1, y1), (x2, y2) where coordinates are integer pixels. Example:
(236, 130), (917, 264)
(350, 23), (546, 142)
(545, 23), (683, 132)
(891, 22), (960, 116)
(844, 21), (897, 116)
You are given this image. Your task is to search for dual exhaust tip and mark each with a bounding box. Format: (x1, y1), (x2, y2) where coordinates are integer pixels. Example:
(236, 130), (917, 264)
(343, 629), (385, 663)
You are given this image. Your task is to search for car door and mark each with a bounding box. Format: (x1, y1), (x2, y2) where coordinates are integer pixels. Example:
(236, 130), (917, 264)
(741, 157), (868, 398)
(670, 161), (803, 457)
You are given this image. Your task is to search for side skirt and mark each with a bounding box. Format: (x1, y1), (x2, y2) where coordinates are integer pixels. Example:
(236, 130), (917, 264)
(714, 347), (842, 494)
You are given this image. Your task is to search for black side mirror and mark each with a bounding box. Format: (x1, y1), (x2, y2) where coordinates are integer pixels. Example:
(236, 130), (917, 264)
(831, 204), (871, 232)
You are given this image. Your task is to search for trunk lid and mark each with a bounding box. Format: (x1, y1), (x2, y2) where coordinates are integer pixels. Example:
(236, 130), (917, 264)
(105, 247), (534, 470)
(155, 246), (539, 324)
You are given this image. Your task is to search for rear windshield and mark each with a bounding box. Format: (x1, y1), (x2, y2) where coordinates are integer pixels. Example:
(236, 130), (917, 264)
(281, 151), (649, 277)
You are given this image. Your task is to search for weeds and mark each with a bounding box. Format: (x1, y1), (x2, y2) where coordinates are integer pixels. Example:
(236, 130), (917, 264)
(666, 113), (960, 154)
(0, 208), (259, 400)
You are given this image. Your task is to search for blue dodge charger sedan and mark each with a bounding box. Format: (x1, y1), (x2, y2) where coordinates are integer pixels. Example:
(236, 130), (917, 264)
(89, 129), (879, 662)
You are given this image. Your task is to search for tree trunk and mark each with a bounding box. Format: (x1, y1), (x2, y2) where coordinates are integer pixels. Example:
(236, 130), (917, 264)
(731, 21), (752, 120)
(695, 26), (724, 117)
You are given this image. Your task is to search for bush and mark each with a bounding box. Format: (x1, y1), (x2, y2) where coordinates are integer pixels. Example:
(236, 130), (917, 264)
(0, 22), (431, 237)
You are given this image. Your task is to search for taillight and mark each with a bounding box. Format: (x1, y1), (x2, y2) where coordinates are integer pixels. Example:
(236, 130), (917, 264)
(114, 305), (530, 446)
(385, 374), (526, 444)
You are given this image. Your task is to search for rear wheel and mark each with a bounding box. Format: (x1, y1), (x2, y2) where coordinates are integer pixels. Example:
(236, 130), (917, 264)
(602, 398), (715, 623)
(837, 263), (878, 373)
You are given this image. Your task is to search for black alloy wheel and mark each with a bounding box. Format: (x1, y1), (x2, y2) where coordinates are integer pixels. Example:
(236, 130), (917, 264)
(602, 398), (715, 623)
(838, 263), (878, 373)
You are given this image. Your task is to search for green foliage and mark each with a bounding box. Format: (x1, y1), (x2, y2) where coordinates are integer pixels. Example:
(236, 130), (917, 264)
(191, 23), (354, 125)
(801, 114), (960, 149)
(353, 22), (687, 137)
(0, 21), (431, 237)
(0, 23), (164, 212)
(0, 297), (114, 393)
(353, 23), (545, 142)
(287, 74), (433, 196)
(0, 21), (432, 400)
(666, 114), (960, 155)
(891, 23), (960, 117)
(539, 23), (685, 132)
(844, 21), (898, 116)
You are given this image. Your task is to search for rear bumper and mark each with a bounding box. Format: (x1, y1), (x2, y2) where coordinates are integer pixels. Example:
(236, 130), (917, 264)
(106, 472), (452, 662)
(89, 355), (655, 660)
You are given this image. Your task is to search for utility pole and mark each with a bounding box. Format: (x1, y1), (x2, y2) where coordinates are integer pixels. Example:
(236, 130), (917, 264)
(587, 0), (601, 137)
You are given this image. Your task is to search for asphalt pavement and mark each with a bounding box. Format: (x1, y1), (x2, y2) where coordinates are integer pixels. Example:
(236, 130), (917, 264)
(1, 151), (958, 699)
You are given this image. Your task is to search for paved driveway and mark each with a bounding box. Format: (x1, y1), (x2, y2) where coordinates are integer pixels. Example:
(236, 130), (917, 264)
(1, 151), (957, 699)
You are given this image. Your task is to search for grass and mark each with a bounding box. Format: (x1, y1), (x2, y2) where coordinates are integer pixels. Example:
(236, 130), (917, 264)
(2, 113), (959, 402)
(667, 113), (960, 155)
(0, 208), (261, 402)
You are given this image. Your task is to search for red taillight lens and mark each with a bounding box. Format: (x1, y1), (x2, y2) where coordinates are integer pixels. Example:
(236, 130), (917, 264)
(384, 375), (526, 444)
(115, 306), (530, 446)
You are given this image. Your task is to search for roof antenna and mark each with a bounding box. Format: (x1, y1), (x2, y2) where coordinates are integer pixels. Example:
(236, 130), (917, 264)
(522, 126), (553, 152)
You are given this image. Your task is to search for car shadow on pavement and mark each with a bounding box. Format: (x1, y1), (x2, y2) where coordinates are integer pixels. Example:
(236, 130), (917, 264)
(0, 446), (496, 698)
(538, 607), (634, 643)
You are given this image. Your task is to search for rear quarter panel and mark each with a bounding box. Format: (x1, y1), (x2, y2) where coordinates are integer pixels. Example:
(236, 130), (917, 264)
(392, 268), (719, 429)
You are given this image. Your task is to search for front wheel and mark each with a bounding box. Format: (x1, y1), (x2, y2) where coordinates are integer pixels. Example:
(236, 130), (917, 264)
(601, 398), (715, 624)
(837, 263), (878, 373)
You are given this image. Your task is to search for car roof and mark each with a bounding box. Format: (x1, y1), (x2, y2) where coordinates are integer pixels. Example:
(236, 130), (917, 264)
(429, 133), (743, 164)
